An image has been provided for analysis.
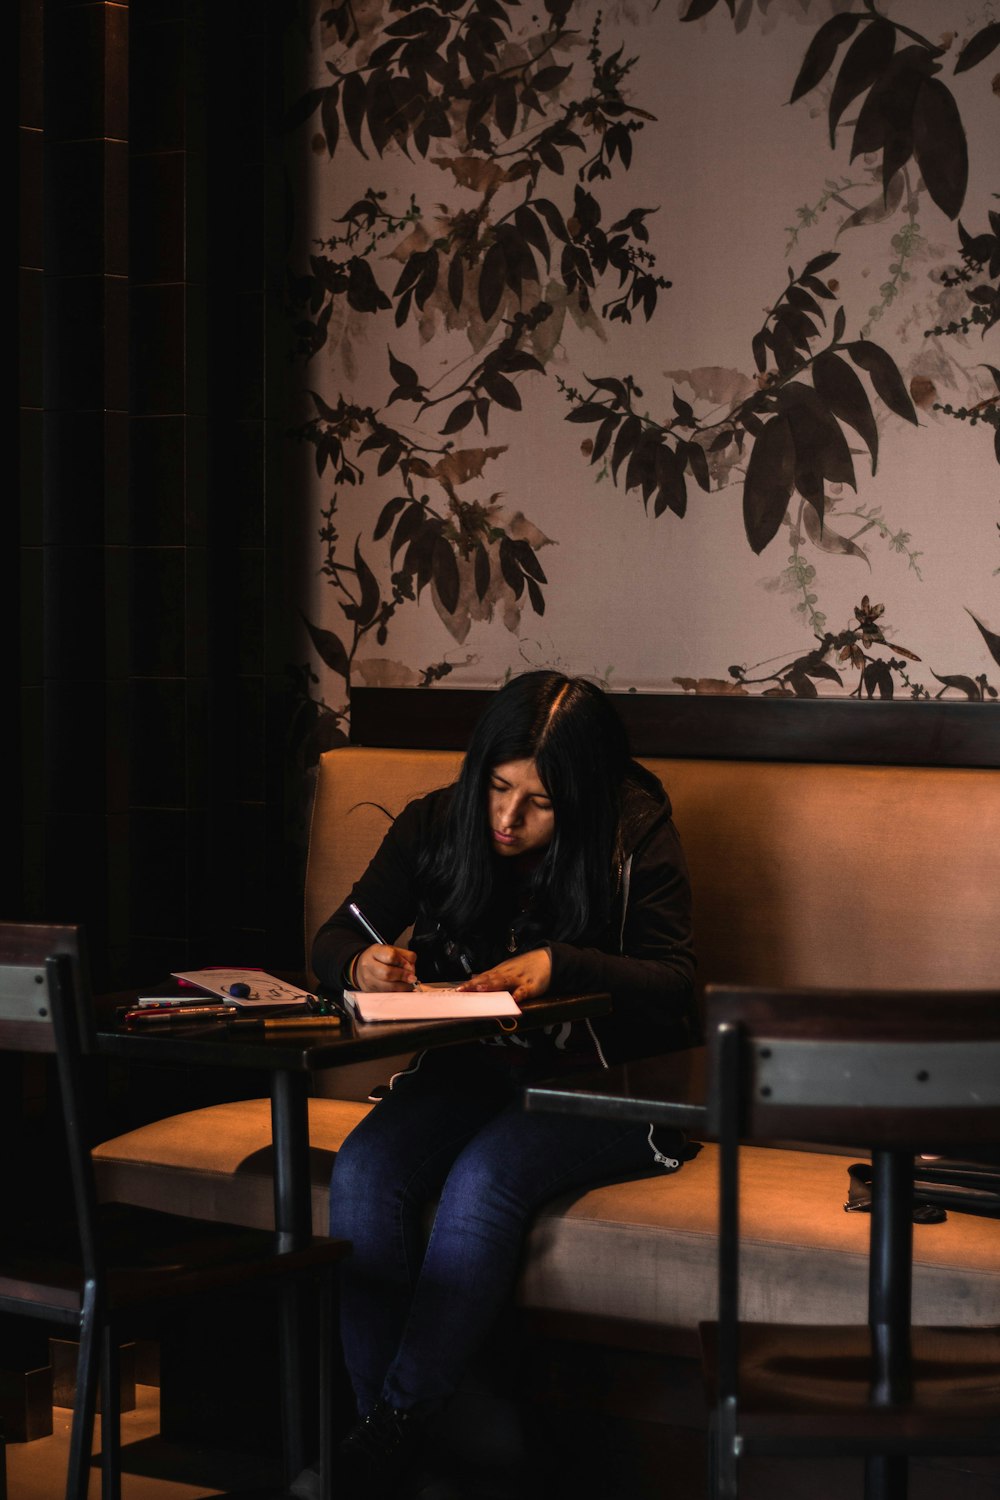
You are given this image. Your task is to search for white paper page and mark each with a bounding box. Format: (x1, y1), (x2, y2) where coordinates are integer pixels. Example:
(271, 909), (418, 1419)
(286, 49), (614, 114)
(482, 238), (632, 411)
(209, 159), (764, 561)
(171, 968), (312, 1007)
(343, 990), (519, 1024)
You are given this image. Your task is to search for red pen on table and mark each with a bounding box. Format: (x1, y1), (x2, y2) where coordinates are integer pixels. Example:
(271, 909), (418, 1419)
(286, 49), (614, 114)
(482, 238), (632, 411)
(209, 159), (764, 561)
(123, 1004), (236, 1025)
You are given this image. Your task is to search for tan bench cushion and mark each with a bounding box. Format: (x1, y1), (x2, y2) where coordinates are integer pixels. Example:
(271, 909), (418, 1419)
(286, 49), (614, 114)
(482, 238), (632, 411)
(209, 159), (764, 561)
(521, 1143), (1000, 1330)
(305, 750), (1000, 992)
(94, 1104), (998, 1331)
(93, 1097), (371, 1236)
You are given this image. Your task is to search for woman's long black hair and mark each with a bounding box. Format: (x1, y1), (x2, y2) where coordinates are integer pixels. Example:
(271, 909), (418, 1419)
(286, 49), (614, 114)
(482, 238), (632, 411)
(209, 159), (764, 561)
(420, 671), (633, 944)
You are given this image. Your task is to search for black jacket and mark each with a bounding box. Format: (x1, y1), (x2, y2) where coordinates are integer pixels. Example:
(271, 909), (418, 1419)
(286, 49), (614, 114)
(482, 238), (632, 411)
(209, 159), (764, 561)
(312, 763), (697, 1066)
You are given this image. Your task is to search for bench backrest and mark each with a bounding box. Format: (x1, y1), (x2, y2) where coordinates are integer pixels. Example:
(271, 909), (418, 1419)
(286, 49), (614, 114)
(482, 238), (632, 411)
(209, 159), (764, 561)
(304, 748), (1000, 992)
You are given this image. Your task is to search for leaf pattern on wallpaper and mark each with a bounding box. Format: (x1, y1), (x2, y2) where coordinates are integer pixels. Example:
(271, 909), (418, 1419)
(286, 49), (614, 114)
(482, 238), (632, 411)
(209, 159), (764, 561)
(289, 1), (998, 721)
(562, 250), (919, 553)
(290, 2), (675, 708)
(676, 595), (998, 702)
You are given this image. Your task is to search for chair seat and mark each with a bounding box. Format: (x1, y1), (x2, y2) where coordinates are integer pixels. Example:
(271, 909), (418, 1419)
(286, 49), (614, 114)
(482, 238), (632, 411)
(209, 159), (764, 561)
(700, 1321), (1000, 1452)
(93, 1096), (371, 1233)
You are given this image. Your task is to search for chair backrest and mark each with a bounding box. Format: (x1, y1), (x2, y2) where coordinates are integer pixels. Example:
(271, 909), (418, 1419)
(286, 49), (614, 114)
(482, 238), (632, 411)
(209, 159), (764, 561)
(0, 923), (94, 1057)
(705, 984), (1000, 1152)
(0, 923), (102, 1278)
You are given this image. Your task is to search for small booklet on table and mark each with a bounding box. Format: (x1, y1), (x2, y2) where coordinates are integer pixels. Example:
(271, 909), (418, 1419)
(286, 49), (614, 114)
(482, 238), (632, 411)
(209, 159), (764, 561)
(169, 968), (312, 1008)
(342, 989), (520, 1025)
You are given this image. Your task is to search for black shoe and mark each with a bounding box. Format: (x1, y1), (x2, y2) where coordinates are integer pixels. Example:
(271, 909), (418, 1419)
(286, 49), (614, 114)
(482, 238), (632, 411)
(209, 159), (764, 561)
(338, 1399), (427, 1498)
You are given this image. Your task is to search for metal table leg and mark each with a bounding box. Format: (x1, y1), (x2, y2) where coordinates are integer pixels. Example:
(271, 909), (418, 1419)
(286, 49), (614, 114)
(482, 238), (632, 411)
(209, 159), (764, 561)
(271, 1069), (312, 1480)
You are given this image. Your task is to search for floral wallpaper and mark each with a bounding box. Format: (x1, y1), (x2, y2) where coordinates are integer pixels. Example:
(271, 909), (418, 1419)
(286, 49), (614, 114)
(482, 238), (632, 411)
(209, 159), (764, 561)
(286, 0), (999, 743)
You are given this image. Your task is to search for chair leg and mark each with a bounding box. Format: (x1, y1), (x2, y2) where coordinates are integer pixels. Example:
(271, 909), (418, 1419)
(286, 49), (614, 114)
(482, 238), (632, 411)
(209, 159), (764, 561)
(279, 1279), (309, 1482)
(100, 1326), (121, 1500)
(67, 1291), (101, 1500)
(709, 1395), (739, 1500)
(319, 1273), (334, 1500)
(865, 1453), (907, 1500)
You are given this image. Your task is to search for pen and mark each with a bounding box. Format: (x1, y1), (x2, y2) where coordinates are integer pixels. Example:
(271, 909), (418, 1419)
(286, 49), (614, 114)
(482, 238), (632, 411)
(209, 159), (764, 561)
(228, 1015), (342, 1030)
(124, 1005), (237, 1025)
(347, 903), (422, 990)
(347, 903), (388, 946)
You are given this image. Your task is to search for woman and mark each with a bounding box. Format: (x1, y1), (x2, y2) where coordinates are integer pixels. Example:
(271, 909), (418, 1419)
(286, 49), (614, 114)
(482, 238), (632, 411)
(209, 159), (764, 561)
(306, 672), (696, 1498)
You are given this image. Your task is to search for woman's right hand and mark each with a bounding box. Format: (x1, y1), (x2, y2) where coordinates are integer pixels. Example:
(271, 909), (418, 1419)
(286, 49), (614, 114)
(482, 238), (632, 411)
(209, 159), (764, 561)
(351, 944), (418, 992)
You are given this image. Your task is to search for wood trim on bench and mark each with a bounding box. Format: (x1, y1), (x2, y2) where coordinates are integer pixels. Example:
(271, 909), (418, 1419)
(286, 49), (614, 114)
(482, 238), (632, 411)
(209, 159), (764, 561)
(350, 689), (999, 768)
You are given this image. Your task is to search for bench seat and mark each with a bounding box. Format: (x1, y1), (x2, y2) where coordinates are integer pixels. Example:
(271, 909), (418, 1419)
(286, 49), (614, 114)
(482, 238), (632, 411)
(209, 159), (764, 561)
(94, 1104), (999, 1333)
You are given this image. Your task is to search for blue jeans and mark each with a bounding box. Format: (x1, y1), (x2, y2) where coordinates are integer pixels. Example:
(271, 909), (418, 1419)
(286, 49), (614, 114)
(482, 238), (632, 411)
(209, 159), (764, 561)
(328, 1043), (677, 1415)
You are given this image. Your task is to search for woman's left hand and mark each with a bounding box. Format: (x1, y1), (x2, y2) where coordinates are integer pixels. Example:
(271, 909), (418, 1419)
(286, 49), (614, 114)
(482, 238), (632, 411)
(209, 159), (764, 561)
(458, 947), (552, 1004)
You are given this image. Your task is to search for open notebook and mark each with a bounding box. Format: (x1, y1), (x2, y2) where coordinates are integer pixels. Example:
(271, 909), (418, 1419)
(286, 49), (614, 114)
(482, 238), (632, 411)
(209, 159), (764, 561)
(342, 989), (520, 1024)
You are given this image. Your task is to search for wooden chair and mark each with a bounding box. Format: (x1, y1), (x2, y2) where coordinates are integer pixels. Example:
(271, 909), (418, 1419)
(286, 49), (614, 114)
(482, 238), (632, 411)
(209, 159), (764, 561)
(699, 984), (1000, 1500)
(0, 922), (348, 1500)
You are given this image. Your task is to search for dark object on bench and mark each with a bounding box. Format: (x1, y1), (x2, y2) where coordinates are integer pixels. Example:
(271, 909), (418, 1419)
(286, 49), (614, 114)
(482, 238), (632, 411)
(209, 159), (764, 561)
(700, 984), (1000, 1500)
(846, 1157), (1000, 1224)
(0, 922), (348, 1500)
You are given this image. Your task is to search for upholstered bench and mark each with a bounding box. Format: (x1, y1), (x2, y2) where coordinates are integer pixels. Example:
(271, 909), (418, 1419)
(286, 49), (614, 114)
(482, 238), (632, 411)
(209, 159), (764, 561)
(94, 1112), (1000, 1332)
(94, 735), (1000, 1348)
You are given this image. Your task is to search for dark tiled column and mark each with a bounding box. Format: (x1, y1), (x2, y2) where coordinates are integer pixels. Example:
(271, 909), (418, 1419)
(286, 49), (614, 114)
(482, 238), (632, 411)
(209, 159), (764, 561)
(38, 0), (129, 983)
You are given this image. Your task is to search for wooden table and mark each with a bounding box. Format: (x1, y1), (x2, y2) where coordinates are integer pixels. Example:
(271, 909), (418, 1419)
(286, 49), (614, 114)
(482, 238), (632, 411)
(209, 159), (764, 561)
(97, 988), (611, 1476)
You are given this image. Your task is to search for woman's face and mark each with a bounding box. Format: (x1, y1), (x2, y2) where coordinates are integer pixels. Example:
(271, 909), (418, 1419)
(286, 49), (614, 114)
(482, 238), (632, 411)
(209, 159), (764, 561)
(487, 759), (555, 858)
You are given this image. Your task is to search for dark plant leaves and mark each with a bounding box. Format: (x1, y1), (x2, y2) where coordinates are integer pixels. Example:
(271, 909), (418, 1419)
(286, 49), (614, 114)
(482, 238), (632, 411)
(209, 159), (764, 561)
(789, 12), (861, 104)
(610, 414), (642, 482)
(388, 349), (419, 390)
(514, 540), (546, 584)
(482, 369), (521, 410)
(828, 19), (895, 145)
(912, 76), (968, 220)
(863, 660), (894, 698)
(672, 390), (695, 424)
(681, 0), (726, 20)
(654, 443), (687, 518)
(683, 441), (712, 492)
(474, 542), (490, 602)
(432, 536), (460, 614)
(788, 670), (819, 699)
(498, 537), (524, 598)
(954, 21), (1000, 73)
(441, 400), (476, 435)
(850, 47), (934, 201)
(844, 341), (918, 425)
(812, 350), (879, 471)
(526, 577), (545, 615)
(348, 257), (391, 313)
(533, 198), (568, 243)
(345, 539), (381, 626)
(802, 501), (870, 565)
(801, 251), (839, 278)
(514, 206), (551, 271)
(302, 614), (350, 678)
(448, 253), (464, 311)
(591, 415), (619, 464)
(390, 503), (427, 563)
(342, 71), (368, 156)
(780, 381), (856, 494)
(567, 403), (613, 424)
(743, 413), (795, 554)
(373, 496), (408, 541)
(967, 610), (1000, 670)
(931, 671), (982, 700)
(321, 85), (340, 156)
(478, 241), (506, 322)
(533, 64), (572, 91)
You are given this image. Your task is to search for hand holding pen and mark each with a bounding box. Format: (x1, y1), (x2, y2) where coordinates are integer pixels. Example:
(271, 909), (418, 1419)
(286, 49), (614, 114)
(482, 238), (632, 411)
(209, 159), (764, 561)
(347, 903), (422, 991)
